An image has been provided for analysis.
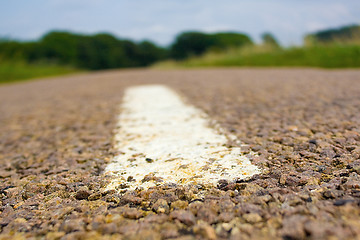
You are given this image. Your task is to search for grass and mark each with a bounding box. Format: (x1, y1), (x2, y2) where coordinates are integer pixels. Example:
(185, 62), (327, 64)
(153, 44), (360, 69)
(0, 59), (81, 84)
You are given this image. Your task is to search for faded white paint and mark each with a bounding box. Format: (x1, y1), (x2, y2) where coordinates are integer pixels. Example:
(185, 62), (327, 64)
(105, 85), (260, 190)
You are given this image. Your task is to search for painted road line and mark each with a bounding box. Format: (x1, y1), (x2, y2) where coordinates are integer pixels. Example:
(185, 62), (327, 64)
(105, 85), (260, 190)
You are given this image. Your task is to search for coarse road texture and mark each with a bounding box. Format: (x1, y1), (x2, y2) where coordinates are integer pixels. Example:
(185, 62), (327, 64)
(0, 68), (360, 240)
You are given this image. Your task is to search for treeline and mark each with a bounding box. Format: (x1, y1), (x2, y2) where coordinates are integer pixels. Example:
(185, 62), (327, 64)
(1, 24), (359, 71)
(0, 31), (252, 70)
(0, 32), (167, 70)
(160, 24), (360, 69)
(305, 24), (360, 45)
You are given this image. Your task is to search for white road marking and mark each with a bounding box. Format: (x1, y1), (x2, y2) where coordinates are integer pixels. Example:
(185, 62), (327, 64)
(105, 85), (260, 190)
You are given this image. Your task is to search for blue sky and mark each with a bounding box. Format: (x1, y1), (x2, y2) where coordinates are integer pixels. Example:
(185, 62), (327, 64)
(0, 0), (359, 46)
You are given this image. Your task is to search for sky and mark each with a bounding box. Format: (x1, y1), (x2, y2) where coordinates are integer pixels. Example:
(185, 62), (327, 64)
(0, 0), (359, 46)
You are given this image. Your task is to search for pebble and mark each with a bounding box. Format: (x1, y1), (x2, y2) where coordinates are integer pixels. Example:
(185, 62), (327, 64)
(122, 208), (143, 219)
(170, 200), (188, 210)
(75, 188), (91, 200)
(170, 210), (196, 226)
(60, 219), (85, 233)
(88, 192), (102, 201)
(193, 222), (217, 240)
(242, 213), (262, 224)
(152, 199), (169, 214)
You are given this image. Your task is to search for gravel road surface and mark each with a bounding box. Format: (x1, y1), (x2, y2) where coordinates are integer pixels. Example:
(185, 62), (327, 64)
(0, 69), (360, 240)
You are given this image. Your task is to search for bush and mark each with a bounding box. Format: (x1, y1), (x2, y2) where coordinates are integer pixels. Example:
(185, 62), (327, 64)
(170, 31), (252, 60)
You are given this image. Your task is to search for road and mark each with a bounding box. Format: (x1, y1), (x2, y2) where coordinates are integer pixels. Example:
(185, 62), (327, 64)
(0, 68), (360, 239)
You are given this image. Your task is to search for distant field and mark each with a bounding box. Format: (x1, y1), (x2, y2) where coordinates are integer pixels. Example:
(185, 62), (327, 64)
(153, 44), (360, 69)
(0, 59), (80, 84)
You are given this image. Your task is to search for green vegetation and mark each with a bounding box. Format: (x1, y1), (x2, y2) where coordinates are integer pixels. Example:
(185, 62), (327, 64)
(1, 24), (359, 83)
(170, 31), (252, 60)
(158, 44), (360, 69)
(0, 31), (167, 70)
(261, 32), (280, 48)
(305, 25), (360, 45)
(156, 25), (360, 69)
(0, 58), (79, 83)
(0, 31), (168, 83)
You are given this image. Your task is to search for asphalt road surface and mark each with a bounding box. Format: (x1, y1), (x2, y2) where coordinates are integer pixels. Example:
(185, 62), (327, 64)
(0, 68), (360, 240)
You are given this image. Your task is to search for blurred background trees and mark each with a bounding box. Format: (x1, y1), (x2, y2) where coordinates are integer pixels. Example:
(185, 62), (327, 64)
(261, 32), (280, 48)
(0, 30), (254, 70)
(170, 31), (252, 59)
(305, 25), (360, 46)
(0, 31), (168, 70)
(0, 23), (359, 82)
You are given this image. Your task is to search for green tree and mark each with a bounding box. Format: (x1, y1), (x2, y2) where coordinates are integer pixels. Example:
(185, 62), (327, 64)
(210, 32), (253, 50)
(0, 30), (167, 70)
(261, 32), (280, 48)
(137, 40), (168, 66)
(170, 32), (214, 60)
(305, 24), (360, 45)
(170, 31), (253, 60)
(40, 31), (80, 65)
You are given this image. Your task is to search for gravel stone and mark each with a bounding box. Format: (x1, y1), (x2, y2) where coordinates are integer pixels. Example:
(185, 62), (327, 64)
(152, 199), (169, 214)
(121, 208), (143, 219)
(75, 189), (91, 200)
(242, 213), (262, 224)
(170, 210), (196, 226)
(193, 222), (217, 240)
(170, 200), (188, 210)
